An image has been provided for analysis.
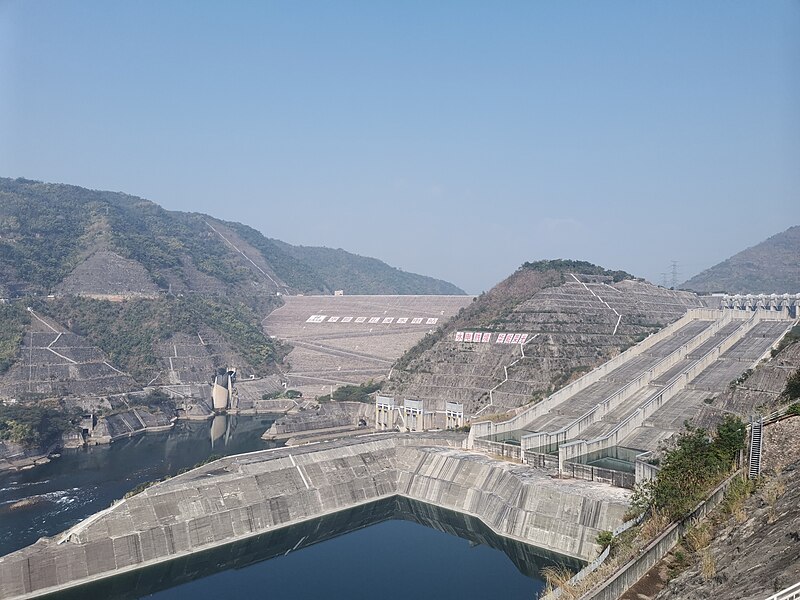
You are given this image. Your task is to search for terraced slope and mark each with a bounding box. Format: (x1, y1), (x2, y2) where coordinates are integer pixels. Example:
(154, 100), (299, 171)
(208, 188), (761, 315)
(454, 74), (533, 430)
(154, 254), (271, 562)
(386, 262), (704, 415)
(2, 309), (136, 398)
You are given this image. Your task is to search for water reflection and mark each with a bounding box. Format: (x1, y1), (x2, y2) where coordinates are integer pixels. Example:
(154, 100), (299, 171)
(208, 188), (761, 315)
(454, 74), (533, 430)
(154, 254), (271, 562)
(35, 498), (583, 600)
(209, 414), (228, 448)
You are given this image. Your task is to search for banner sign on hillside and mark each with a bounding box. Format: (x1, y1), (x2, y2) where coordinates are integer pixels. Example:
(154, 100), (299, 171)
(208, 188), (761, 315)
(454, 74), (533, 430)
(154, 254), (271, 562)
(456, 331), (530, 344)
(491, 332), (530, 344)
(455, 331), (495, 343)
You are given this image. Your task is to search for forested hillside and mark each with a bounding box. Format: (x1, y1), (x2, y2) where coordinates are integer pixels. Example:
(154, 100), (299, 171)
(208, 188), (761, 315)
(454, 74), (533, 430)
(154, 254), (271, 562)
(681, 226), (800, 293)
(0, 177), (464, 297)
(0, 177), (463, 394)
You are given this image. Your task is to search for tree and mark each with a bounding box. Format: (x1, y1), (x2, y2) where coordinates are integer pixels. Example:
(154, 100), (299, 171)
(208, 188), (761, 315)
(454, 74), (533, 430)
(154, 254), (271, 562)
(784, 369), (800, 401)
(714, 415), (746, 464)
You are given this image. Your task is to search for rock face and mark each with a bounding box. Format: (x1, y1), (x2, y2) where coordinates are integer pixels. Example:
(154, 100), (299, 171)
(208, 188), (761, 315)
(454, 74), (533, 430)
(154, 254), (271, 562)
(681, 225), (800, 294)
(654, 417), (800, 600)
(0, 434), (631, 599)
(0, 440), (51, 472)
(56, 251), (159, 298)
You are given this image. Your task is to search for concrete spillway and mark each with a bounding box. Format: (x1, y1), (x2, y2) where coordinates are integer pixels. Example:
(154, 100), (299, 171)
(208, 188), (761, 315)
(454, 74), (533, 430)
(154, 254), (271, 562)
(0, 434), (629, 599)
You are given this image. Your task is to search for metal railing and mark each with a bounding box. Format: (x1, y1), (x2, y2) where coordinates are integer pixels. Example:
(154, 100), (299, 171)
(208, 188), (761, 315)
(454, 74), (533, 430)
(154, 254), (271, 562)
(561, 461), (636, 489)
(765, 582), (800, 600)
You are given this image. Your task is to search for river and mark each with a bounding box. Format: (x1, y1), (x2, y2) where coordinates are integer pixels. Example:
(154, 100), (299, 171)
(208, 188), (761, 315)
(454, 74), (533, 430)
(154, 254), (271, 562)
(0, 416), (576, 599)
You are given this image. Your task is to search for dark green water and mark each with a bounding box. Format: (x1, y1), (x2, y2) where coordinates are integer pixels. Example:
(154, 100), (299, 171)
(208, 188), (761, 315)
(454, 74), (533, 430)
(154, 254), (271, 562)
(1, 416), (580, 599)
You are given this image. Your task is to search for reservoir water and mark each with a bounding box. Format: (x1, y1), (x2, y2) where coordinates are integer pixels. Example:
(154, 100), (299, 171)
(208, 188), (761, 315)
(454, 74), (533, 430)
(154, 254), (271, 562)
(0, 416), (579, 599)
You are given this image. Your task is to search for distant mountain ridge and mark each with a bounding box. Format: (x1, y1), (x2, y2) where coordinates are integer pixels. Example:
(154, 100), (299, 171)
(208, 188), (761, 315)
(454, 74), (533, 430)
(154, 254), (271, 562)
(681, 226), (800, 294)
(0, 177), (464, 297)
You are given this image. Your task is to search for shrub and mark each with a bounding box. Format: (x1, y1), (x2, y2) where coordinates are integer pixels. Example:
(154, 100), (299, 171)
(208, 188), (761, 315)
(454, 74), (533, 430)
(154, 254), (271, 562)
(771, 325), (800, 357)
(0, 303), (30, 374)
(325, 380), (383, 403)
(639, 418), (746, 522)
(714, 414), (746, 463)
(596, 530), (615, 552)
(783, 369), (800, 401)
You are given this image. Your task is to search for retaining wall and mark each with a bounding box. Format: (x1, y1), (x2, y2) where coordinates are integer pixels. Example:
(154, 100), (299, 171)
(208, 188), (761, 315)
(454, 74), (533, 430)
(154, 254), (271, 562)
(0, 433), (630, 600)
(572, 472), (741, 600)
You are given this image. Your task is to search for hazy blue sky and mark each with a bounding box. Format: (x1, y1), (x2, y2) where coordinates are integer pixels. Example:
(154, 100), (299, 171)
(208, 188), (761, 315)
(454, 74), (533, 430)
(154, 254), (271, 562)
(2, 1), (798, 293)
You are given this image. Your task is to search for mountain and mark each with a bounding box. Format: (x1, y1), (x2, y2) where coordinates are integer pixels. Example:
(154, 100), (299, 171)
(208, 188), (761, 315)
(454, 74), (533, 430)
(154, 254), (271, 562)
(0, 177), (464, 297)
(224, 224), (464, 295)
(385, 259), (704, 416)
(0, 177), (463, 393)
(680, 226), (800, 294)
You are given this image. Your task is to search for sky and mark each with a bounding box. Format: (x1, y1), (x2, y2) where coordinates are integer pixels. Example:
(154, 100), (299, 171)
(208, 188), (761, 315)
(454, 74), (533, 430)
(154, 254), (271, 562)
(1, 1), (799, 294)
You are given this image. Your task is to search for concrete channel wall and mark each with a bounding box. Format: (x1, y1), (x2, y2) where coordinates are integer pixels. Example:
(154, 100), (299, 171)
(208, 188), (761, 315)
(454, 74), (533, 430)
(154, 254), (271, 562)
(473, 437), (524, 461)
(558, 310), (786, 468)
(469, 309), (721, 446)
(520, 311), (735, 452)
(634, 452), (660, 482)
(0, 434), (630, 600)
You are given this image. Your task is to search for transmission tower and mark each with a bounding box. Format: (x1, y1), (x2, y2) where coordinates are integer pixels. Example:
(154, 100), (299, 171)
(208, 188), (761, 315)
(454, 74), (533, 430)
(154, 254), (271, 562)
(671, 261), (679, 289)
(660, 273), (669, 288)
